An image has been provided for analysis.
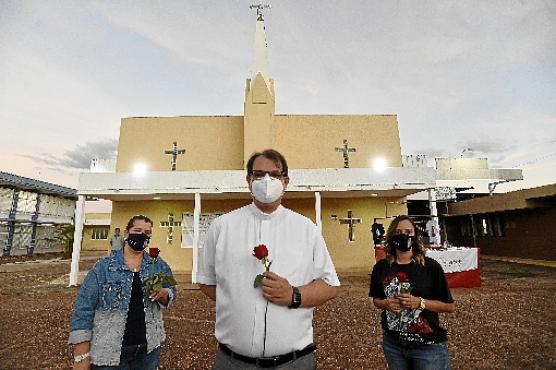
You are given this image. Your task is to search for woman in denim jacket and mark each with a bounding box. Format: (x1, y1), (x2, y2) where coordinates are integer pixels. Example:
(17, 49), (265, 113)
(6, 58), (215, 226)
(69, 215), (177, 370)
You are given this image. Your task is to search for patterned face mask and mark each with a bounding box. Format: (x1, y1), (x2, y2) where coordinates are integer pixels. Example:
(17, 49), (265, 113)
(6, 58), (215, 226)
(126, 233), (150, 251)
(391, 234), (415, 252)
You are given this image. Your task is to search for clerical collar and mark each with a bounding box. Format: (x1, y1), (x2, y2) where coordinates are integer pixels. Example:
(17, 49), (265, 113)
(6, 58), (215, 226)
(248, 202), (284, 220)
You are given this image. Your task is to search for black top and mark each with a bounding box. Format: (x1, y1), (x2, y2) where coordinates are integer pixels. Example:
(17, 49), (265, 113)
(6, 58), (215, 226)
(122, 272), (147, 346)
(369, 257), (453, 344)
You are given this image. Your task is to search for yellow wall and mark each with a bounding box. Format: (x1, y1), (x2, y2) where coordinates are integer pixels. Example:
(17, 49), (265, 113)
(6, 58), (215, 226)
(82, 213), (111, 252)
(82, 226), (110, 251)
(115, 114), (402, 174)
(116, 116), (244, 172)
(319, 197), (406, 272)
(111, 199), (251, 272)
(111, 197), (407, 273)
(275, 114), (402, 169)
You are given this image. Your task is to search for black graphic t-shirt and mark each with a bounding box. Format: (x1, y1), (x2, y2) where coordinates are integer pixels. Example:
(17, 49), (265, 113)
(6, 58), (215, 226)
(369, 257), (453, 343)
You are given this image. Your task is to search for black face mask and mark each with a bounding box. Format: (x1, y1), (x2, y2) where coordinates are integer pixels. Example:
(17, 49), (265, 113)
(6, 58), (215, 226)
(126, 233), (150, 251)
(391, 234), (415, 252)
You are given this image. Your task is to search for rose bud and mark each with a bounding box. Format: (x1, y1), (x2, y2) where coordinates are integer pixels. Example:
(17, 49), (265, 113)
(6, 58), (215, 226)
(149, 247), (160, 258)
(252, 244), (268, 260)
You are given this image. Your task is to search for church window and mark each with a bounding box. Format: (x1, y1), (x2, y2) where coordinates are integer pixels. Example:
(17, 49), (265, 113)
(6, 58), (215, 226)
(91, 227), (109, 240)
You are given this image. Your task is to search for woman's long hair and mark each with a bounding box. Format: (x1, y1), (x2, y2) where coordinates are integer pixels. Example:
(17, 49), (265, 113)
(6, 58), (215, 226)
(384, 215), (426, 266)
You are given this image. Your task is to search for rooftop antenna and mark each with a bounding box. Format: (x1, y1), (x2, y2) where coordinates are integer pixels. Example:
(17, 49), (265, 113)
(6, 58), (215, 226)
(461, 147), (473, 157)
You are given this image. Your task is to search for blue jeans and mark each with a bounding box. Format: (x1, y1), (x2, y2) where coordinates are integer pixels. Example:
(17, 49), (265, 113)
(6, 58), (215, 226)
(92, 344), (161, 370)
(382, 332), (451, 370)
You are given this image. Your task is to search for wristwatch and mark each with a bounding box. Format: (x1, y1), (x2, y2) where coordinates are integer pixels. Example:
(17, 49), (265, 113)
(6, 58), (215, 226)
(419, 297), (426, 310)
(74, 352), (90, 363)
(288, 286), (301, 309)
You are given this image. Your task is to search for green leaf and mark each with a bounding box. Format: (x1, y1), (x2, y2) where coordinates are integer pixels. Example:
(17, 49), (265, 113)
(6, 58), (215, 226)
(253, 274), (264, 288)
(164, 276), (177, 286)
(150, 282), (163, 295)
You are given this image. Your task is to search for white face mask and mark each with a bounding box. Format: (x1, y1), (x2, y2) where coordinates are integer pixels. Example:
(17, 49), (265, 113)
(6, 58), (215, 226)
(251, 174), (284, 203)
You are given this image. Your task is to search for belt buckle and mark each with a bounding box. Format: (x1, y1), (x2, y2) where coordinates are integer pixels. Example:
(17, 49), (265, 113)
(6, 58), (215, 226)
(256, 356), (278, 368)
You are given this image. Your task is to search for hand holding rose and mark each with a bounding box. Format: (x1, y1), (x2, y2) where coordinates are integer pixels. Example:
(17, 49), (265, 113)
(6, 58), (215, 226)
(261, 271), (293, 306)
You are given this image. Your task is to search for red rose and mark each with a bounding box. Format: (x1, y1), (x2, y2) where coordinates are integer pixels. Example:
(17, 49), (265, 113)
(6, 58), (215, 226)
(149, 247), (160, 259)
(396, 272), (408, 282)
(252, 244), (268, 260)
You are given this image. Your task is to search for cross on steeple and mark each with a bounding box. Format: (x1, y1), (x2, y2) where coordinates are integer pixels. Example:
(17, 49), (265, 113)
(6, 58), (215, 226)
(164, 142), (186, 171)
(335, 139), (356, 168)
(338, 210), (362, 243)
(249, 3), (271, 21)
(159, 213), (182, 244)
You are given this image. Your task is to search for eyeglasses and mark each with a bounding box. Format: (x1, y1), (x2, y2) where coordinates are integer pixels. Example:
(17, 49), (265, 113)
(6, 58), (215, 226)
(251, 170), (285, 180)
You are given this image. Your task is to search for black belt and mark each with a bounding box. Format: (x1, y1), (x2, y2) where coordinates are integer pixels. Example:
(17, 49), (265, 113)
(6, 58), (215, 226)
(219, 343), (316, 368)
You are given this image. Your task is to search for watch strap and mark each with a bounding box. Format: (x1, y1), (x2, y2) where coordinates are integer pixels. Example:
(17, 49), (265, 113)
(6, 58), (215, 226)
(288, 286), (301, 309)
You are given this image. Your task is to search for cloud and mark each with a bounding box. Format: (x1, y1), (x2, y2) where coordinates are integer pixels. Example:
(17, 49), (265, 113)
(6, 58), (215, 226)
(27, 139), (118, 170)
(2, 1), (555, 189)
(455, 139), (511, 154)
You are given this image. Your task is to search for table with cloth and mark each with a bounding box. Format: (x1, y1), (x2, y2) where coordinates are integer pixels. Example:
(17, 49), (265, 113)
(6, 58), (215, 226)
(425, 247), (481, 288)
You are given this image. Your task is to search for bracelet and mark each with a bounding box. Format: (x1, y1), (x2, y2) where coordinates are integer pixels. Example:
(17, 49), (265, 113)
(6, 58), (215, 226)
(419, 297), (426, 310)
(74, 352), (90, 363)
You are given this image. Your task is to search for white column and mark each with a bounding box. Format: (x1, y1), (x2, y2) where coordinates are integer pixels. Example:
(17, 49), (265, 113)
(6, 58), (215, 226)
(428, 188), (442, 246)
(191, 192), (201, 283)
(428, 188), (438, 218)
(314, 191), (322, 234)
(69, 195), (86, 287)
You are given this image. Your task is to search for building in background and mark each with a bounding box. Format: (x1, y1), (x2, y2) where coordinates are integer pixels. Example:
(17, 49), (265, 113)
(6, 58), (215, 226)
(403, 156), (522, 245)
(443, 184), (556, 261)
(0, 171), (76, 256)
(82, 212), (111, 252)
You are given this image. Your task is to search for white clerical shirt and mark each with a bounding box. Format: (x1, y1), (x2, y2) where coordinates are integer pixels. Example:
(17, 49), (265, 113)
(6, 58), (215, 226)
(197, 203), (340, 357)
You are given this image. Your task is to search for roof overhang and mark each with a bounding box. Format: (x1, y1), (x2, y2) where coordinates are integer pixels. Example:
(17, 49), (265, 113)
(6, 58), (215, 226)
(435, 168), (523, 181)
(78, 167), (436, 201)
(84, 218), (112, 226)
(0, 171), (77, 198)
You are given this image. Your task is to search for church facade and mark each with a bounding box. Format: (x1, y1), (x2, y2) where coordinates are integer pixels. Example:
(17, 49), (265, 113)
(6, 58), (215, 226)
(71, 13), (434, 281)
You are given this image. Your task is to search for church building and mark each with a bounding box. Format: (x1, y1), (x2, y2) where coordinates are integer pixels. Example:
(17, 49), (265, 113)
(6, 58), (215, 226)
(70, 10), (435, 283)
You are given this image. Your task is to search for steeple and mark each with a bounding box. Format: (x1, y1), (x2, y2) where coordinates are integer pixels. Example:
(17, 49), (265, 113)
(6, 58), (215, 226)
(250, 5), (270, 86)
(244, 4), (276, 165)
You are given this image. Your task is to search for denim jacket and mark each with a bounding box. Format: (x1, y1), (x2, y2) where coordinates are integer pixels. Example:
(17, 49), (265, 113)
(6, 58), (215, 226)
(68, 250), (176, 366)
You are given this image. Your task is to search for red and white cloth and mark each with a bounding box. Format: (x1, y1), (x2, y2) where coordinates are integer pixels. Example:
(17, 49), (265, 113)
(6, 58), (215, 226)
(426, 247), (478, 273)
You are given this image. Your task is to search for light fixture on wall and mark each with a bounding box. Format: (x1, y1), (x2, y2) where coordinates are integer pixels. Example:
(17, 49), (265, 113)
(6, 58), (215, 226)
(373, 157), (387, 172)
(133, 162), (148, 176)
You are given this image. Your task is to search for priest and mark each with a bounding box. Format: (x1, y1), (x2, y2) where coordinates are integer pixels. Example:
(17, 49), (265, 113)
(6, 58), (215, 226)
(197, 149), (340, 370)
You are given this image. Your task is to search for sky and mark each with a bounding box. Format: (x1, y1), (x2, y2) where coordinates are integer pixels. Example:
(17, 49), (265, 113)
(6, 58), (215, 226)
(1, 0), (555, 196)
